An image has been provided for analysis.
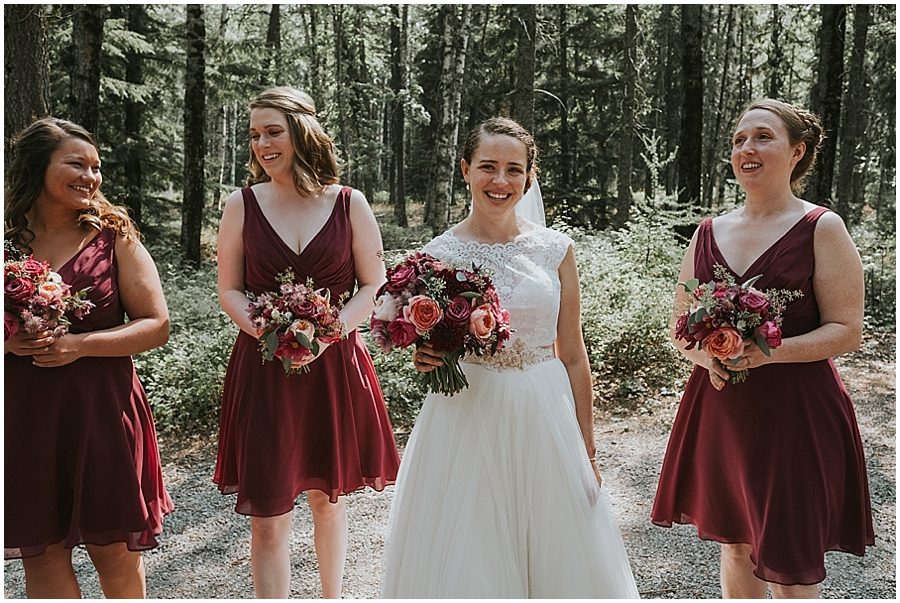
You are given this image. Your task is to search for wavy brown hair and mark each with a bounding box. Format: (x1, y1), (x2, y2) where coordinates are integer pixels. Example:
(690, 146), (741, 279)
(246, 87), (340, 197)
(5, 117), (140, 254)
(735, 98), (825, 196)
(462, 117), (539, 192)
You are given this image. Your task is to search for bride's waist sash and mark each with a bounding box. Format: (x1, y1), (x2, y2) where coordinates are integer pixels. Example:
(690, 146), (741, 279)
(462, 340), (555, 371)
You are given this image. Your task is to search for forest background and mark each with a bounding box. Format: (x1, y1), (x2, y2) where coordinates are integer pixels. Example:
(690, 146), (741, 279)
(4, 4), (896, 433)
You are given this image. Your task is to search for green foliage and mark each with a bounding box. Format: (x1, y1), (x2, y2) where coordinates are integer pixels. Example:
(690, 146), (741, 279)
(134, 245), (236, 433)
(852, 211), (896, 330)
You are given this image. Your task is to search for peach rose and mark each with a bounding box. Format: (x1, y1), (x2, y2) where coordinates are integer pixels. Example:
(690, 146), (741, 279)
(468, 304), (495, 340)
(705, 327), (745, 362)
(289, 319), (316, 343)
(38, 281), (65, 303)
(404, 295), (443, 335)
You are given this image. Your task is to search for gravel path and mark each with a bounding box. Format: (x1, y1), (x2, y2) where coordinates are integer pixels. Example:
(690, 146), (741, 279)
(4, 340), (895, 599)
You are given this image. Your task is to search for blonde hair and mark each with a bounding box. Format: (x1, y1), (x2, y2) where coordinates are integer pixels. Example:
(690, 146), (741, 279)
(735, 99), (825, 196)
(4, 117), (140, 253)
(247, 87), (340, 197)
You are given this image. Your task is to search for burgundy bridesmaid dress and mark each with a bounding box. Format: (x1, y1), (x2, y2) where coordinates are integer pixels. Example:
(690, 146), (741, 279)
(651, 207), (874, 585)
(214, 186), (400, 516)
(5, 228), (173, 559)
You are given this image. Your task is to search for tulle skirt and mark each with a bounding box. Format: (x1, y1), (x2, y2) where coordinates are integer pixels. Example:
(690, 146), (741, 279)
(381, 358), (638, 598)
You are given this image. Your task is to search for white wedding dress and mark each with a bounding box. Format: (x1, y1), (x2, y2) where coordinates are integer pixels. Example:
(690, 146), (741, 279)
(381, 226), (639, 598)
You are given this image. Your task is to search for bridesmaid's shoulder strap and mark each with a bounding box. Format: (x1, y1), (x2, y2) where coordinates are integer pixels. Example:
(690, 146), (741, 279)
(806, 205), (830, 224)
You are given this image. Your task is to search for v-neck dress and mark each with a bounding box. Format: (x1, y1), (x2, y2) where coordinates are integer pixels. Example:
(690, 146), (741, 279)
(651, 207), (874, 585)
(5, 228), (173, 559)
(214, 186), (400, 516)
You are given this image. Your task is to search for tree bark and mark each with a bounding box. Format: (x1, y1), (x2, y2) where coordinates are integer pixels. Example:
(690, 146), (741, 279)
(512, 4), (535, 134)
(836, 5), (870, 221)
(69, 5), (106, 136)
(703, 4), (734, 208)
(425, 4), (471, 236)
(614, 4), (638, 228)
(4, 4), (50, 154)
(181, 4), (207, 268)
(389, 4), (408, 227)
(768, 5), (784, 98)
(263, 4), (281, 86)
(557, 5), (572, 199)
(809, 5), (846, 205)
(662, 5), (681, 197)
(124, 4), (147, 229)
(678, 4), (703, 206)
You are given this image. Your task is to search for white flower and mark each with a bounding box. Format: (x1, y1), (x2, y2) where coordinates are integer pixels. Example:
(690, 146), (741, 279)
(372, 293), (399, 322)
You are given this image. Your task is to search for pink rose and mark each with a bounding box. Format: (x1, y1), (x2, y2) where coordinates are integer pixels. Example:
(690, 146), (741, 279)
(704, 327), (745, 361)
(4, 311), (19, 341)
(443, 296), (472, 325)
(739, 290), (769, 315)
(756, 321), (782, 348)
(404, 295), (443, 335)
(291, 300), (317, 319)
(22, 258), (49, 280)
(5, 277), (35, 308)
(468, 304), (496, 341)
(388, 318), (420, 348)
(386, 264), (418, 292)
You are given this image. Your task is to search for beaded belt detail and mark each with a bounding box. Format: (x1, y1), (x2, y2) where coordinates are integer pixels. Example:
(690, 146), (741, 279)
(462, 339), (555, 371)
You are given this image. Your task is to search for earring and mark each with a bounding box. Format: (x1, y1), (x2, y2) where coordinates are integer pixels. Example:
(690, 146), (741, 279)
(466, 184), (470, 191)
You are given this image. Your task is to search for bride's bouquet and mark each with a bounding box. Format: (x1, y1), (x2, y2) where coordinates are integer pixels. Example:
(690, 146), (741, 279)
(674, 264), (802, 384)
(246, 269), (347, 375)
(370, 252), (512, 396)
(4, 240), (94, 342)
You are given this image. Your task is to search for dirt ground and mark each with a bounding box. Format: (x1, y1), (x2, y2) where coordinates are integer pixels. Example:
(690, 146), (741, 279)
(4, 335), (895, 599)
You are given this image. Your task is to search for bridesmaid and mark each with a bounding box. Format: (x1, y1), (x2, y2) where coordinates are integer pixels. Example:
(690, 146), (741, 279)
(652, 99), (874, 597)
(214, 87), (400, 598)
(4, 118), (173, 597)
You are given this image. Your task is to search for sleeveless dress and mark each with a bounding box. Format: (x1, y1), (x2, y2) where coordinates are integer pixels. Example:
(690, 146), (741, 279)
(381, 227), (639, 598)
(214, 186), (400, 516)
(4, 228), (173, 559)
(651, 207), (875, 585)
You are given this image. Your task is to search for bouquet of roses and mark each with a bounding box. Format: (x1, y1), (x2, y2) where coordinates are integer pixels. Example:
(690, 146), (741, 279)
(4, 240), (94, 342)
(246, 269), (347, 375)
(369, 252), (512, 396)
(674, 264), (802, 384)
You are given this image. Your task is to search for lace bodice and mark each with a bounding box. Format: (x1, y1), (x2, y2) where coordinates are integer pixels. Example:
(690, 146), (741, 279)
(422, 226), (573, 368)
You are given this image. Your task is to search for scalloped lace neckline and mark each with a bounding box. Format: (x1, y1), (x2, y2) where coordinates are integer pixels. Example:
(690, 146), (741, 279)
(445, 227), (541, 249)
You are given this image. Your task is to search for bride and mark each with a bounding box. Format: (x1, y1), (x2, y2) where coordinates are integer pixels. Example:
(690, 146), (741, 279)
(381, 117), (638, 598)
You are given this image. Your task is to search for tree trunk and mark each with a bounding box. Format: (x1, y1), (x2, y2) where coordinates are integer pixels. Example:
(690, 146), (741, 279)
(181, 4), (207, 268)
(835, 5), (870, 221)
(662, 5), (680, 197)
(389, 4), (408, 227)
(69, 5), (106, 136)
(262, 4), (281, 86)
(678, 4), (703, 206)
(557, 5), (572, 200)
(4, 4), (50, 154)
(614, 4), (638, 228)
(124, 4), (147, 229)
(512, 4), (535, 133)
(768, 5), (784, 98)
(809, 5), (846, 205)
(703, 4), (734, 208)
(425, 4), (471, 236)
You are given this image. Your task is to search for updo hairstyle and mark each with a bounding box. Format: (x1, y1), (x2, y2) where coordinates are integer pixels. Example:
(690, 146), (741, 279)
(461, 117), (539, 193)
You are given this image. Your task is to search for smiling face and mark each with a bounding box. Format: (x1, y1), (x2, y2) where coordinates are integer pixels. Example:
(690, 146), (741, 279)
(249, 107), (295, 180)
(39, 137), (102, 212)
(461, 134), (529, 217)
(731, 108), (806, 195)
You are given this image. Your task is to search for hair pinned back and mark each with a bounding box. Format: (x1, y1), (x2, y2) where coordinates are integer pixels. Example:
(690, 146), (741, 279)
(247, 87), (340, 197)
(462, 117), (539, 192)
(735, 99), (825, 196)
